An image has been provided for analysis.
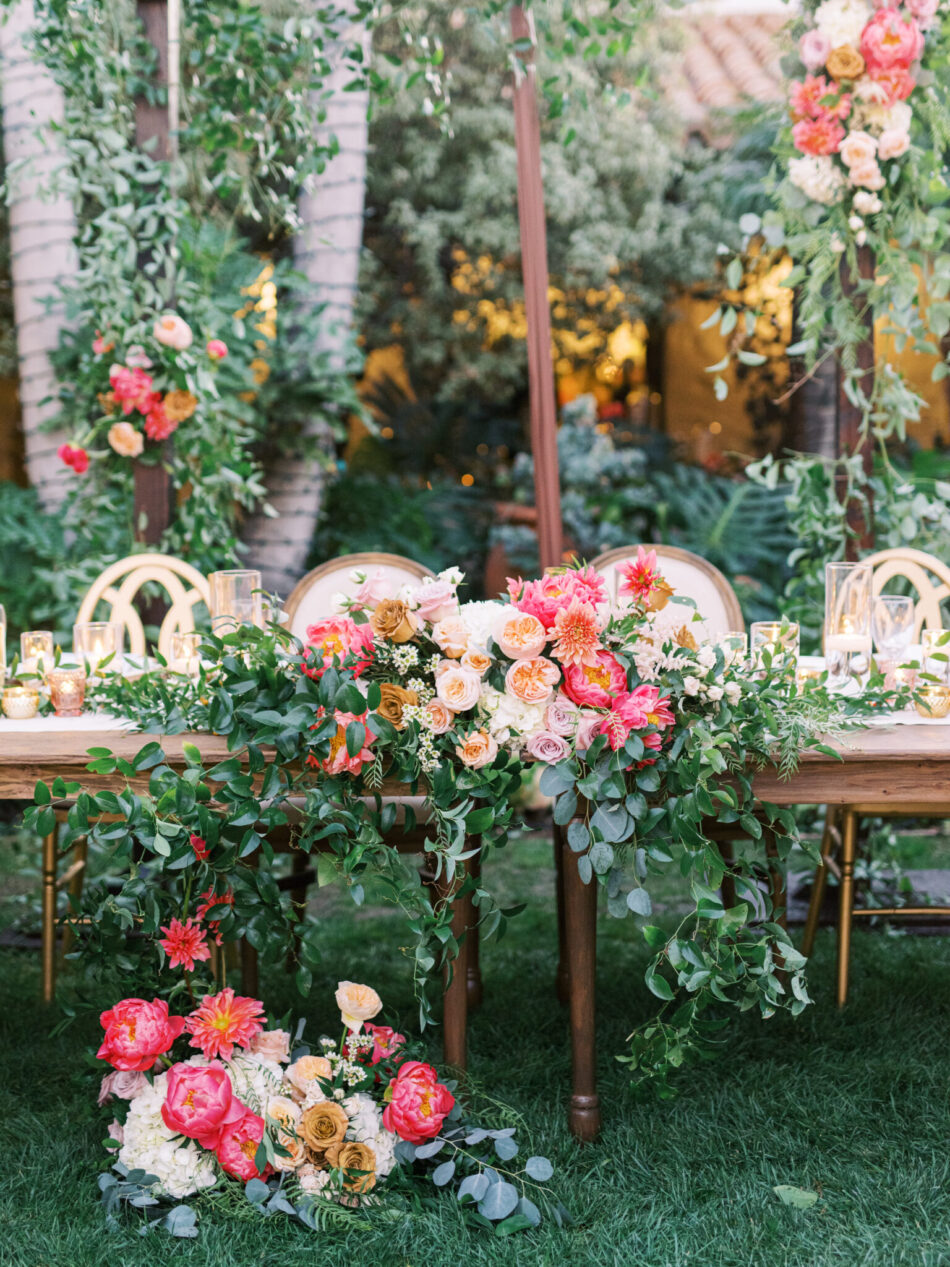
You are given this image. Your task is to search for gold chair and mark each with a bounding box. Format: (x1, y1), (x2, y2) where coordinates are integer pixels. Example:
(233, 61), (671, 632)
(41, 552), (211, 1001)
(801, 546), (950, 1005)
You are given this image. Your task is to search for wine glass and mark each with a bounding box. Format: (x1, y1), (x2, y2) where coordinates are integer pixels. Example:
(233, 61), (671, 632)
(872, 595), (915, 662)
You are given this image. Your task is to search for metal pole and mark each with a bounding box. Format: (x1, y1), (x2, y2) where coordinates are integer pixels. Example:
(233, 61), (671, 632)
(510, 5), (563, 572)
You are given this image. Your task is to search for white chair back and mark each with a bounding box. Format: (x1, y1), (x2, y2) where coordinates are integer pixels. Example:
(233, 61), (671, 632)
(866, 546), (950, 638)
(591, 544), (744, 639)
(76, 553), (210, 658)
(284, 552), (435, 642)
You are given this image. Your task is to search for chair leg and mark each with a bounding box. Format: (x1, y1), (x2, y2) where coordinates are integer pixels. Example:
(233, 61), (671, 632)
(553, 823), (569, 1005)
(801, 808), (837, 958)
(466, 848), (483, 1010)
(41, 828), (57, 1003)
(836, 808), (858, 1009)
(561, 823), (600, 1141)
(60, 838), (89, 961)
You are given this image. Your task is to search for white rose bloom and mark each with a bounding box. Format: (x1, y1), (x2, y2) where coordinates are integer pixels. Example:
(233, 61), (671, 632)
(788, 156), (847, 206)
(707, 684), (724, 702)
(682, 676), (702, 697)
(298, 1164), (332, 1195)
(725, 681), (742, 705)
(814, 0), (872, 47)
(697, 645), (717, 670)
(330, 590), (350, 614)
(459, 600), (508, 651)
(853, 190), (882, 215)
(438, 567), (465, 586)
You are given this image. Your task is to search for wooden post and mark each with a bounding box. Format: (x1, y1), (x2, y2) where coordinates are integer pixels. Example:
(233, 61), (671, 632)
(510, 5), (563, 573)
(835, 245), (875, 557)
(133, 0), (173, 544)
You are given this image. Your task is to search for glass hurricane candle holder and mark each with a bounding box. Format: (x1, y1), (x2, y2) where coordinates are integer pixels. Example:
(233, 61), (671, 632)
(921, 629), (950, 683)
(47, 665), (86, 717)
(73, 621), (121, 670)
(751, 621), (800, 673)
(1, 685), (39, 719)
(915, 682), (950, 719)
(716, 631), (748, 666)
(168, 631), (202, 680)
(209, 569), (263, 633)
(824, 562), (872, 691)
(20, 630), (54, 677)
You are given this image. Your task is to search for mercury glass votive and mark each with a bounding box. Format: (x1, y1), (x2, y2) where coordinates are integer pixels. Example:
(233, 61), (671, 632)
(73, 621), (121, 669)
(20, 630), (54, 677)
(168, 631), (202, 680)
(47, 665), (86, 717)
(2, 686), (39, 719)
(915, 682), (950, 719)
(751, 621), (800, 673)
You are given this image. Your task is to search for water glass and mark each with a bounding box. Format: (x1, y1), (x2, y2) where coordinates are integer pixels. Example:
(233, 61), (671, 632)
(872, 595), (915, 661)
(209, 570), (263, 633)
(750, 621), (800, 672)
(824, 562), (872, 690)
(168, 631), (202, 679)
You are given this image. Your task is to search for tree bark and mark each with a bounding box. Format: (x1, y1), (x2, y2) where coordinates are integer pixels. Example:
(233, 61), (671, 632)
(0, 0), (78, 511)
(243, 0), (369, 596)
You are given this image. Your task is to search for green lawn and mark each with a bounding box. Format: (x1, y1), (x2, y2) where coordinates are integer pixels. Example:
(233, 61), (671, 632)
(3, 832), (950, 1266)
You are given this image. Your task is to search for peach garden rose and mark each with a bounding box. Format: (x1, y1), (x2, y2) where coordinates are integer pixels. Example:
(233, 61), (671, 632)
(107, 420), (144, 458)
(335, 980), (383, 1030)
(456, 729), (498, 769)
(495, 611), (547, 660)
(505, 656), (561, 705)
(436, 664), (482, 712)
(153, 312), (193, 350)
(432, 616), (469, 658)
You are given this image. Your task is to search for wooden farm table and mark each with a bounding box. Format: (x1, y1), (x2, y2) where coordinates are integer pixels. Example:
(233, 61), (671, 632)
(562, 722), (950, 1142)
(0, 725), (472, 1076)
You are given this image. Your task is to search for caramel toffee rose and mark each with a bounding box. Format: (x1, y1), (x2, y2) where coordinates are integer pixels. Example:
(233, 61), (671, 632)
(370, 598), (416, 643)
(377, 682), (419, 730)
(826, 44), (865, 81)
(300, 1101), (348, 1159)
(325, 1140), (377, 1193)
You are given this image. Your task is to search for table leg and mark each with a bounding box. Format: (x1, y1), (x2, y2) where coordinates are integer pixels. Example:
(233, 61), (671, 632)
(41, 828), (57, 1003)
(553, 823), (569, 1005)
(437, 859), (472, 1072)
(836, 809), (857, 1009)
(562, 832), (600, 1141)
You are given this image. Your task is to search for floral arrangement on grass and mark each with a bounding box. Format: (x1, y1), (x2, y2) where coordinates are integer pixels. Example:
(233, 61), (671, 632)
(97, 981), (559, 1237)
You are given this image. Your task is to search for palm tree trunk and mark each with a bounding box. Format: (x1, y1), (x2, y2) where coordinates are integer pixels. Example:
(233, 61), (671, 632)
(0, 0), (77, 510)
(243, 0), (369, 597)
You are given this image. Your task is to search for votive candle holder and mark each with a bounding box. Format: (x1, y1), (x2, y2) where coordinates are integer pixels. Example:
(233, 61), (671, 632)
(47, 666), (86, 717)
(915, 683), (950, 719)
(20, 630), (54, 677)
(2, 686), (39, 719)
(751, 621), (800, 673)
(73, 621), (121, 669)
(167, 631), (202, 680)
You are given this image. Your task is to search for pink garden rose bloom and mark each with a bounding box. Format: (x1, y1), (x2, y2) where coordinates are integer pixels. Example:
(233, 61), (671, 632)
(849, 160), (886, 189)
(838, 129), (877, 167)
(436, 664), (482, 712)
(125, 344), (152, 368)
(525, 730), (571, 763)
(206, 338), (228, 360)
(906, 0), (938, 27)
(456, 729), (498, 769)
(861, 9), (924, 73)
(545, 693), (580, 736)
(97, 1069), (148, 1106)
(505, 656), (560, 705)
(432, 616), (469, 659)
(409, 579), (458, 623)
(161, 1060), (245, 1148)
(495, 611), (548, 660)
(215, 1106), (272, 1181)
(792, 115), (846, 155)
(424, 700), (455, 734)
(352, 568), (393, 608)
(575, 710), (602, 753)
(562, 649), (628, 708)
(304, 616), (375, 678)
(877, 127), (910, 158)
(800, 29), (831, 70)
(250, 1029), (291, 1064)
(382, 1061), (455, 1144)
(153, 312), (194, 351)
(97, 998), (185, 1072)
(871, 65), (916, 103)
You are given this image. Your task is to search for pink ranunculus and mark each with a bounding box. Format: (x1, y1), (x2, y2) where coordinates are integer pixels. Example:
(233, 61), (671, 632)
(800, 29), (831, 70)
(304, 616), (375, 678)
(97, 998), (186, 1072)
(153, 312), (194, 351)
(215, 1105), (272, 1181)
(424, 700), (455, 734)
(495, 611), (548, 660)
(792, 115), (846, 155)
(545, 693), (580, 736)
(317, 711), (375, 777)
(435, 664), (482, 713)
(878, 127), (910, 159)
(505, 656), (560, 705)
(838, 129), (877, 167)
(206, 338), (228, 360)
(249, 1029), (291, 1064)
(861, 8), (924, 74)
(382, 1060), (455, 1144)
(525, 730), (571, 763)
(364, 1023), (407, 1066)
(161, 1060), (244, 1149)
(409, 579), (459, 623)
(575, 710), (602, 753)
(849, 159), (886, 189)
(97, 1069), (148, 1106)
(562, 649), (628, 709)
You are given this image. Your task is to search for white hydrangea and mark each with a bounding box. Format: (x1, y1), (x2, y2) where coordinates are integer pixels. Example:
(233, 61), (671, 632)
(789, 156), (847, 206)
(814, 0), (873, 48)
(852, 95), (912, 136)
(478, 686), (547, 744)
(225, 1051), (284, 1115)
(459, 600), (508, 651)
(343, 1092), (398, 1180)
(118, 1074), (218, 1200)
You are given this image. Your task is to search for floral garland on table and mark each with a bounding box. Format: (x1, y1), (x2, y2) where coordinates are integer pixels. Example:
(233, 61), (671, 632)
(37, 556), (894, 1107)
(97, 981), (558, 1236)
(709, 0), (950, 444)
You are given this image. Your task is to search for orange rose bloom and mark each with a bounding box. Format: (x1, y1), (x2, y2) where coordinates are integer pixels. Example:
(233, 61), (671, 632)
(456, 729), (498, 769)
(163, 389), (198, 423)
(300, 1101), (348, 1157)
(325, 1141), (376, 1193)
(377, 683), (418, 730)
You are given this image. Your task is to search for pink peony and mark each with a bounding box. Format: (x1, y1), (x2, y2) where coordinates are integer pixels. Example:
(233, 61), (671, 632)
(153, 312), (193, 351)
(906, 0), (938, 27)
(382, 1061), (455, 1144)
(215, 1105), (272, 1181)
(97, 998), (185, 1071)
(792, 115), (846, 155)
(206, 338), (228, 360)
(159, 916), (211, 972)
(800, 29), (831, 70)
(109, 365), (154, 415)
(870, 65), (916, 102)
(409, 579), (458, 623)
(562, 649), (628, 708)
(596, 685), (672, 754)
(839, 129), (877, 167)
(185, 987), (266, 1061)
(878, 127), (910, 158)
(790, 75), (850, 120)
(364, 1023), (407, 1065)
(505, 656), (561, 705)
(97, 1070), (148, 1106)
(525, 730), (571, 763)
(250, 1029), (291, 1064)
(144, 403), (178, 442)
(314, 711), (375, 777)
(161, 1060), (245, 1148)
(304, 616), (375, 678)
(550, 597), (603, 668)
(861, 9), (924, 73)
(507, 568), (607, 629)
(495, 611), (548, 660)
